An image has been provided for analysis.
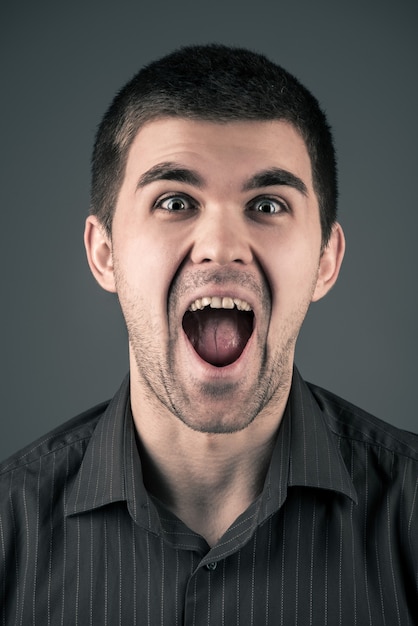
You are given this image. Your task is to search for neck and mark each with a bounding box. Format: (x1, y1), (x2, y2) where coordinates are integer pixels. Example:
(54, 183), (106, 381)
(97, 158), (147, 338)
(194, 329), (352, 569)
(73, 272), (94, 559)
(131, 387), (288, 546)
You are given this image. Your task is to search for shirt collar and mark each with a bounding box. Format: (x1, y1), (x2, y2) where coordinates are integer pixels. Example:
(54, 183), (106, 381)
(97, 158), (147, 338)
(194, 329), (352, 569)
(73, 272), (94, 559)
(66, 376), (130, 517)
(65, 376), (162, 530)
(66, 368), (357, 522)
(284, 368), (357, 500)
(254, 367), (357, 528)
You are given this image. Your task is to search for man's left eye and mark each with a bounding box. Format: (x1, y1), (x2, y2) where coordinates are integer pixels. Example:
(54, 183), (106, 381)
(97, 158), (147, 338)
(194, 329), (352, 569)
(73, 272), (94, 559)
(251, 198), (287, 214)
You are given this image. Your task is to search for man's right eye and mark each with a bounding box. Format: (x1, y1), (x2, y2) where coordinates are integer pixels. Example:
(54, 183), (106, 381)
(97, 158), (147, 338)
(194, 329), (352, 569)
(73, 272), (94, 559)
(156, 195), (194, 211)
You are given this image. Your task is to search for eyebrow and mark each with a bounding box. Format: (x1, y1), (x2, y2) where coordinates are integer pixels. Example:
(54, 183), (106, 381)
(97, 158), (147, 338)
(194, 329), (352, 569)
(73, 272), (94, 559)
(136, 162), (308, 196)
(242, 167), (308, 196)
(137, 162), (204, 189)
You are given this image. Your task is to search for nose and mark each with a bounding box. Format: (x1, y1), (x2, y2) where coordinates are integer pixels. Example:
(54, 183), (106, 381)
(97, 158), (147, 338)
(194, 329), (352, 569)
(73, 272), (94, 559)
(190, 207), (253, 266)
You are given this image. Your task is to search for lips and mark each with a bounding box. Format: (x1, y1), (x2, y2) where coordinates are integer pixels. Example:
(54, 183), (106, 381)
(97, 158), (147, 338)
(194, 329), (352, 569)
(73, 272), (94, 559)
(182, 296), (254, 366)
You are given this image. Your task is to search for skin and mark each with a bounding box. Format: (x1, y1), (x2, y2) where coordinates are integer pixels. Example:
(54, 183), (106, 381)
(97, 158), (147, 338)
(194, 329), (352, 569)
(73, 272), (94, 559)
(85, 118), (345, 544)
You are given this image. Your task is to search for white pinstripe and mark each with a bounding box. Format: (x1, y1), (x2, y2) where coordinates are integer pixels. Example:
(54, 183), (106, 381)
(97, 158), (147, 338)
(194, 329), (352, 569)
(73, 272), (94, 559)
(221, 558), (226, 626)
(118, 508), (122, 625)
(89, 513), (94, 626)
(280, 511), (286, 625)
(265, 518), (272, 626)
(19, 468), (29, 626)
(146, 531), (151, 626)
(294, 496), (302, 626)
(374, 508), (386, 625)
(160, 537), (165, 626)
(75, 516), (80, 626)
(386, 489), (402, 625)
(235, 549), (241, 626)
(32, 458), (41, 626)
(104, 515), (108, 626)
(60, 447), (69, 626)
(324, 518), (329, 626)
(131, 518), (137, 625)
(363, 444), (373, 625)
(349, 445), (358, 626)
(207, 560), (211, 626)
(0, 513), (6, 626)
(309, 498), (316, 626)
(250, 530), (257, 626)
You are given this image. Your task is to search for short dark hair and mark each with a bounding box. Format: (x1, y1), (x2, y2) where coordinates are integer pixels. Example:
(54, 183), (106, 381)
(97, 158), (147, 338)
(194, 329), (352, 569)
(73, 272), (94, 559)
(91, 44), (338, 245)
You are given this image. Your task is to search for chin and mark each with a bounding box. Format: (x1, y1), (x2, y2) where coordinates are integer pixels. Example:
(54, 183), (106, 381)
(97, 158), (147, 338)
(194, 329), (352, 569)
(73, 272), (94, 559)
(168, 382), (266, 435)
(176, 410), (257, 435)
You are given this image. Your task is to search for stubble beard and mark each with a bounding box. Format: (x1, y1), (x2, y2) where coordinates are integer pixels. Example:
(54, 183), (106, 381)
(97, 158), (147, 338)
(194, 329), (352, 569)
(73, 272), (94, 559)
(120, 313), (303, 437)
(115, 264), (315, 435)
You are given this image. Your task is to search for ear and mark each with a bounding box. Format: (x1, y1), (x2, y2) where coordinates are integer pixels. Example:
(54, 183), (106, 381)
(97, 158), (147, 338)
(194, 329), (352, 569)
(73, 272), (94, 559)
(312, 222), (345, 302)
(84, 215), (117, 293)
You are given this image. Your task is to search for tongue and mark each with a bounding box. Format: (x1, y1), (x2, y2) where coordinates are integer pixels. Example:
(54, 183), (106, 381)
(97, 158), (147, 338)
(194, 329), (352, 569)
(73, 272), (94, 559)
(183, 309), (252, 366)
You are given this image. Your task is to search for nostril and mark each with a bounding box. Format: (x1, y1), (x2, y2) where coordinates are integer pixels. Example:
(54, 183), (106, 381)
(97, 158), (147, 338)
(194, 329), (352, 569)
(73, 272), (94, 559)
(191, 239), (252, 266)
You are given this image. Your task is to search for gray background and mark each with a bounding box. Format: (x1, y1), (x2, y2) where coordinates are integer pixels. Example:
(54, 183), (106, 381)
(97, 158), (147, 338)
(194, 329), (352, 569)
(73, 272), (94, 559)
(1, 0), (417, 461)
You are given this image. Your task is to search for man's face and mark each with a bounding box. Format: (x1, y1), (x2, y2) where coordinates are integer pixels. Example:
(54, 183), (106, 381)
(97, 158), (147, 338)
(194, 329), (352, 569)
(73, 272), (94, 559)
(87, 118), (343, 433)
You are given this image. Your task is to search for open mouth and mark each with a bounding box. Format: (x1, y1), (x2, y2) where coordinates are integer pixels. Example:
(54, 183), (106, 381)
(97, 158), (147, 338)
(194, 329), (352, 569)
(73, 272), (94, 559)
(182, 296), (254, 367)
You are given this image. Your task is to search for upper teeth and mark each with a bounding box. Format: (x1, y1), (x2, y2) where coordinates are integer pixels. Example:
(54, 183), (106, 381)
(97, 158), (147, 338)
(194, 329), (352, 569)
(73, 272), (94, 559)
(188, 296), (252, 312)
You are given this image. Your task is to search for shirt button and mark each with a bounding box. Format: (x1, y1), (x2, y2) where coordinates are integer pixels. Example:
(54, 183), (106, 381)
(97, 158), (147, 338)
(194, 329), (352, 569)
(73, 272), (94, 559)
(206, 562), (217, 571)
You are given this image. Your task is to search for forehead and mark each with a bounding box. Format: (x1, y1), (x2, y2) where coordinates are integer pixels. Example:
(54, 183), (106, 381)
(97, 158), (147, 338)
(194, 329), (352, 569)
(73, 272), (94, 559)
(124, 117), (313, 188)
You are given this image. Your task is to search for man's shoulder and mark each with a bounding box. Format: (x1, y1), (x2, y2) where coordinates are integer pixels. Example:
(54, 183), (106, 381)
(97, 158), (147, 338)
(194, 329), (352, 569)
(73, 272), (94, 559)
(307, 381), (418, 461)
(0, 399), (111, 477)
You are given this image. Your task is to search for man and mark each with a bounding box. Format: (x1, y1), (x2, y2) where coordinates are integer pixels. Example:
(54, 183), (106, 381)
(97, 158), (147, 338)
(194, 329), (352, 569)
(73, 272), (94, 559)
(1, 44), (417, 624)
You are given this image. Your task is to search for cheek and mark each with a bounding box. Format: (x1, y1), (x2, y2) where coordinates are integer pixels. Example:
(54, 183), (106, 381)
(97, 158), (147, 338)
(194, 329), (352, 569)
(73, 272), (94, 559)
(260, 238), (320, 308)
(114, 233), (185, 315)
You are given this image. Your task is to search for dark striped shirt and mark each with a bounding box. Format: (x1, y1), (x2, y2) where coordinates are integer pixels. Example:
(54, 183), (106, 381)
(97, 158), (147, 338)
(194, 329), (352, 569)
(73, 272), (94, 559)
(1, 369), (417, 624)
